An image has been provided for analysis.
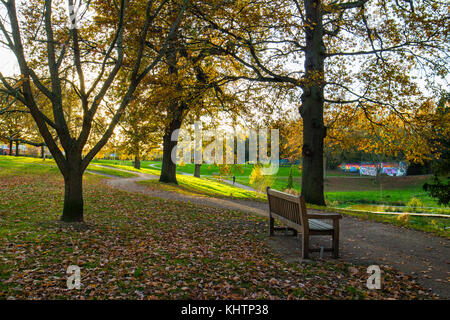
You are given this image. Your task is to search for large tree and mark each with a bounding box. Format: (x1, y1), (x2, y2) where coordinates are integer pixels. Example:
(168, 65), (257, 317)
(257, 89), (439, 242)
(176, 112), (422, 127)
(0, 0), (187, 222)
(193, 0), (449, 205)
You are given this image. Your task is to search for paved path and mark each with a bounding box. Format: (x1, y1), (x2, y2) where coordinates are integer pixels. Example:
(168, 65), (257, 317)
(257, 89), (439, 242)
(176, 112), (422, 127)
(95, 167), (450, 298)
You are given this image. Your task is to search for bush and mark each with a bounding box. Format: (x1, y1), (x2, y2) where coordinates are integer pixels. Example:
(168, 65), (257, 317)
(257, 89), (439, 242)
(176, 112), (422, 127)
(407, 197), (424, 211)
(397, 213), (410, 225)
(249, 164), (274, 192)
(423, 176), (450, 206)
(325, 199), (339, 207)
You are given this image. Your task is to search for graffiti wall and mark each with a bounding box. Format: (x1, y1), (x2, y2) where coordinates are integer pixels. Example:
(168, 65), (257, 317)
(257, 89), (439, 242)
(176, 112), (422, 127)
(339, 162), (407, 176)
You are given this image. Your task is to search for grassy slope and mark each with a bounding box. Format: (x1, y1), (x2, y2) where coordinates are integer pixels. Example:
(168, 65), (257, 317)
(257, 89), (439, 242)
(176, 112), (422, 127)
(0, 158), (436, 299)
(0, 156), (137, 178)
(139, 175), (265, 201)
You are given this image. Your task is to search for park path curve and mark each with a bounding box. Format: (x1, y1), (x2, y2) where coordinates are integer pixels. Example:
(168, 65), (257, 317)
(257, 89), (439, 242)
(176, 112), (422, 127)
(93, 166), (450, 299)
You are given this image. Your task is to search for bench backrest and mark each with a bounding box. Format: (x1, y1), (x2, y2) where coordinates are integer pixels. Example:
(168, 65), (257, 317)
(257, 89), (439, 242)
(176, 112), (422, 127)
(266, 187), (307, 226)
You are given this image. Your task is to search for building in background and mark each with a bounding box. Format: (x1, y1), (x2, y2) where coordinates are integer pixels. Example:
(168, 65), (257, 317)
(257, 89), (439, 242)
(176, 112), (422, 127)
(0, 143), (49, 157)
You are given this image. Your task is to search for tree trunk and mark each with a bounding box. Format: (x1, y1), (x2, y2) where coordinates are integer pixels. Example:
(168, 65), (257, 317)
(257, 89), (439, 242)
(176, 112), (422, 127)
(160, 30), (186, 184)
(194, 163), (201, 177)
(300, 0), (326, 206)
(134, 155), (141, 169)
(61, 169), (84, 222)
(41, 145), (45, 160)
(160, 115), (183, 184)
(15, 140), (19, 157)
(9, 140), (12, 155)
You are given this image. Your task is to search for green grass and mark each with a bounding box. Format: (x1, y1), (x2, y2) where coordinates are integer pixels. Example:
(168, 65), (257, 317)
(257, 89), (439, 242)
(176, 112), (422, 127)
(87, 166), (137, 178)
(0, 155), (137, 178)
(90, 160), (265, 200)
(153, 162), (350, 177)
(139, 174), (266, 201)
(174, 163), (302, 177)
(91, 162), (161, 176)
(326, 188), (438, 208)
(311, 205), (449, 238)
(0, 156), (434, 299)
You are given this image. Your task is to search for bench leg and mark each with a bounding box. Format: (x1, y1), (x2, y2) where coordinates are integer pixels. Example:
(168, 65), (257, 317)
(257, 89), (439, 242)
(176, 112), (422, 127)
(302, 234), (310, 259)
(332, 221), (340, 259)
(269, 216), (274, 236)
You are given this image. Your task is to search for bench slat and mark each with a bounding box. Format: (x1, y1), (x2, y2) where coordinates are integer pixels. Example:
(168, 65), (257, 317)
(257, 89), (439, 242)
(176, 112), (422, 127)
(308, 219), (332, 231)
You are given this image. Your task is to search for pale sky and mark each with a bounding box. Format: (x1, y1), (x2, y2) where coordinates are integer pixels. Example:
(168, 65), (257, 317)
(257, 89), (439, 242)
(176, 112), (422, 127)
(0, 47), (19, 77)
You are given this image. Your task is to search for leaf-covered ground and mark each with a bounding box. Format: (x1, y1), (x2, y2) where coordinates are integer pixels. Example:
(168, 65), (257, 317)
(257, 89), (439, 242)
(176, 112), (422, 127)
(0, 164), (438, 299)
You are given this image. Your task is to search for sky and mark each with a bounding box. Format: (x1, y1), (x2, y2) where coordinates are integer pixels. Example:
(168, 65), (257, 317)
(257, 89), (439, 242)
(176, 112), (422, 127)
(0, 47), (19, 77)
(0, 3), (19, 77)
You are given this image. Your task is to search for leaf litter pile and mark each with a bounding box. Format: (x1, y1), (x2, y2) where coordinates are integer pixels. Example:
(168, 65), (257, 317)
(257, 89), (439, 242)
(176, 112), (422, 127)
(0, 171), (438, 299)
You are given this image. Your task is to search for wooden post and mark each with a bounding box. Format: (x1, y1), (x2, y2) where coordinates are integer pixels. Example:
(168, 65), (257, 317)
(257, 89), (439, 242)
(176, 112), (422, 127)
(333, 219), (340, 258)
(267, 187), (274, 236)
(269, 216), (274, 236)
(302, 234), (310, 259)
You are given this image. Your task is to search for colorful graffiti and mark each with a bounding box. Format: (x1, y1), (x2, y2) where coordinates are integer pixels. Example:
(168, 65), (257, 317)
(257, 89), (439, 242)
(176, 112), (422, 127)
(360, 165), (378, 176)
(340, 163), (360, 173)
(339, 162), (407, 176)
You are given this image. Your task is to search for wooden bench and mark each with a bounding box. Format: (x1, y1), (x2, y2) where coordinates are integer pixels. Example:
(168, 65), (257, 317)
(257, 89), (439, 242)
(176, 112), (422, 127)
(266, 187), (342, 259)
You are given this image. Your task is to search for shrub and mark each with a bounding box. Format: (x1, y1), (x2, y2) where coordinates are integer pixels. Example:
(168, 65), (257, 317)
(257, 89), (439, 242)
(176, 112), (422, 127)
(423, 176), (450, 206)
(407, 197), (423, 211)
(325, 199), (339, 207)
(249, 164), (274, 192)
(397, 213), (410, 224)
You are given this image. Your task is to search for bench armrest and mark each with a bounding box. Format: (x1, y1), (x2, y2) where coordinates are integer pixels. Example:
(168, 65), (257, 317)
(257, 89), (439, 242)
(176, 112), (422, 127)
(307, 213), (342, 220)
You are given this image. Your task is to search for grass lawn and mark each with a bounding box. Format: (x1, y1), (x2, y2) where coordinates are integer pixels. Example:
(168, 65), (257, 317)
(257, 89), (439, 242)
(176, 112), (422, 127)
(87, 166), (138, 178)
(0, 156), (137, 178)
(0, 158), (437, 299)
(139, 175), (266, 201)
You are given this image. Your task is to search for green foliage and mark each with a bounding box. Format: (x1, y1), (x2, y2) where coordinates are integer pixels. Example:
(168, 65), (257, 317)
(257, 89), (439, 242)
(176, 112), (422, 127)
(325, 199), (340, 207)
(397, 213), (410, 225)
(423, 176), (450, 206)
(406, 197), (424, 210)
(249, 164), (274, 192)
